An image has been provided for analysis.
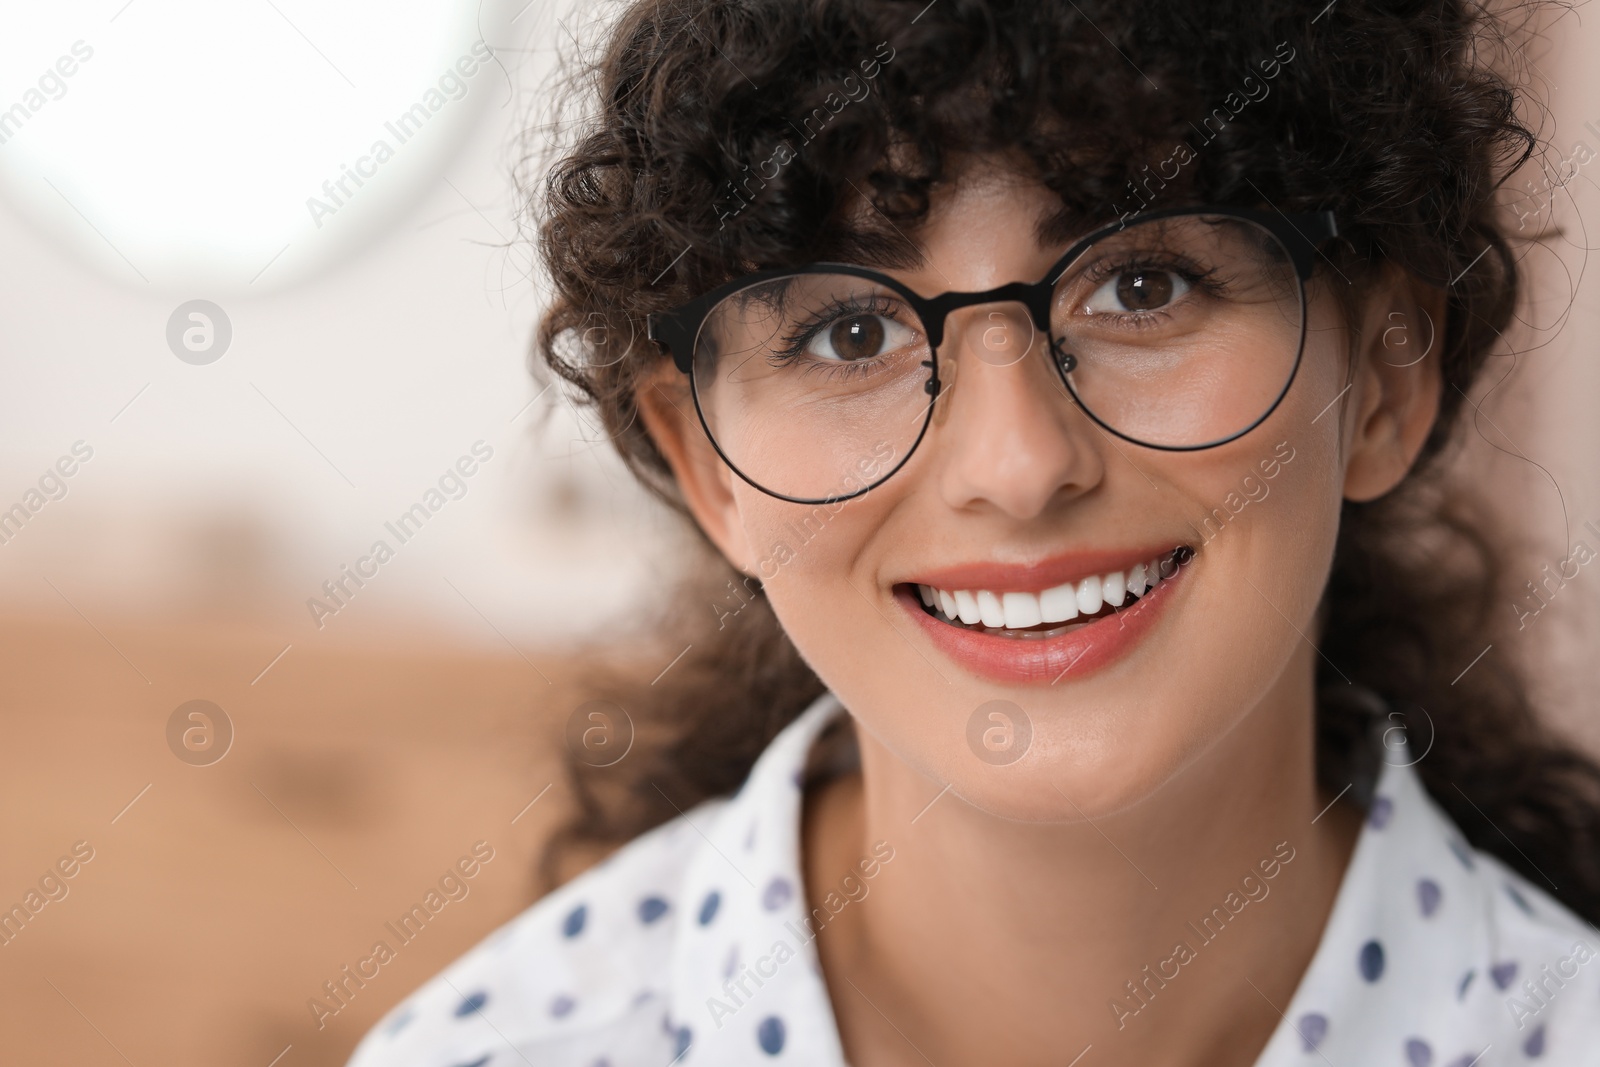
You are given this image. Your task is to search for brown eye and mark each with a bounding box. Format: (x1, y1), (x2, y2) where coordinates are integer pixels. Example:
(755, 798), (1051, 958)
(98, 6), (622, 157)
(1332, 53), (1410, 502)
(1117, 270), (1174, 310)
(806, 313), (912, 362)
(831, 316), (884, 360)
(1083, 269), (1191, 316)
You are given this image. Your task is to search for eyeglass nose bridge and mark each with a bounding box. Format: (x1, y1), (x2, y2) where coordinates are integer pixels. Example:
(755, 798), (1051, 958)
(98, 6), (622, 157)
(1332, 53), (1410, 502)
(920, 280), (1073, 390)
(920, 279), (1056, 352)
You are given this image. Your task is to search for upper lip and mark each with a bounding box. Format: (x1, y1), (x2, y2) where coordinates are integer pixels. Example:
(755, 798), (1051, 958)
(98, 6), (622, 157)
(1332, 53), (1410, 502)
(898, 544), (1188, 594)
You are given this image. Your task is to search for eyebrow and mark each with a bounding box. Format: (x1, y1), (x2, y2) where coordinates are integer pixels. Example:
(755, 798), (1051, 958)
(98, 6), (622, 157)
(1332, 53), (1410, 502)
(811, 226), (926, 270)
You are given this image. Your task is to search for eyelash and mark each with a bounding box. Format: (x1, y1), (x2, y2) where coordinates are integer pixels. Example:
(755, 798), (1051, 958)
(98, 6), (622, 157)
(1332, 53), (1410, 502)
(769, 294), (911, 378)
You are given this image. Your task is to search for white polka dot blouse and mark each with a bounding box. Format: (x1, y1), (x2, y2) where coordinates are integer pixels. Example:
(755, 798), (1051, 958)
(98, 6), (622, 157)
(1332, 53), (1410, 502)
(345, 692), (1600, 1066)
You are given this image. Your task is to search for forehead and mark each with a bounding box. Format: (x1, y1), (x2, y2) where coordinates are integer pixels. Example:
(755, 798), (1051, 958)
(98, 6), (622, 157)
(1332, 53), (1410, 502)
(816, 157), (1094, 281)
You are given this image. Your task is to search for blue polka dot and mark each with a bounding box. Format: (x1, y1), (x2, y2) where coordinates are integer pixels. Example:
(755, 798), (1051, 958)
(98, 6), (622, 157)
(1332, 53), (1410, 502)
(1405, 1037), (1433, 1067)
(1504, 882), (1534, 916)
(1456, 969), (1475, 999)
(550, 994), (575, 1018)
(450, 1057), (491, 1067)
(639, 896), (670, 924)
(1417, 878), (1442, 917)
(674, 1026), (692, 1057)
(1367, 795), (1394, 829)
(1447, 838), (1475, 870)
(1524, 1024), (1546, 1057)
(383, 1006), (415, 1036)
(1358, 939), (1385, 982)
(757, 1015), (786, 1054)
(699, 890), (722, 926)
(1298, 1013), (1328, 1052)
(762, 877), (794, 911)
(1490, 960), (1518, 990)
(454, 991), (488, 1017)
(563, 904), (587, 938)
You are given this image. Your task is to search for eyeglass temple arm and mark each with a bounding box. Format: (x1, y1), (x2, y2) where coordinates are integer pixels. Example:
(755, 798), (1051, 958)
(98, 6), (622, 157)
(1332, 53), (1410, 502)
(645, 311), (696, 373)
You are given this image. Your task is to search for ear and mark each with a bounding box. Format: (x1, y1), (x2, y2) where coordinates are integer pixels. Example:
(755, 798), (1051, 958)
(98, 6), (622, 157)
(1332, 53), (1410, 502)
(633, 363), (760, 573)
(1340, 268), (1446, 502)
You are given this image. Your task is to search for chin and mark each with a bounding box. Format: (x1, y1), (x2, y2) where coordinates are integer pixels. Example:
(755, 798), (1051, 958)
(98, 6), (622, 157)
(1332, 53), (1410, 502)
(938, 702), (1204, 824)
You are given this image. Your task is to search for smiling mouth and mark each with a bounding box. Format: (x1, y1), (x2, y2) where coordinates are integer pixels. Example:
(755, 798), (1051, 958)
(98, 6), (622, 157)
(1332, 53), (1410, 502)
(902, 545), (1194, 640)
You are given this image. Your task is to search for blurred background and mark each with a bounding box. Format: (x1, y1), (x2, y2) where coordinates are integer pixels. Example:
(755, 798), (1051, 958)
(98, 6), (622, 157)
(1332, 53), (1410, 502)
(0, 1), (1598, 1064)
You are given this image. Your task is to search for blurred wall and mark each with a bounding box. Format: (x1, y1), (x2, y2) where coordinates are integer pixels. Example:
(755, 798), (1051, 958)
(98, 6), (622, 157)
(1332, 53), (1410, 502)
(1467, 6), (1600, 755)
(0, 0), (684, 653)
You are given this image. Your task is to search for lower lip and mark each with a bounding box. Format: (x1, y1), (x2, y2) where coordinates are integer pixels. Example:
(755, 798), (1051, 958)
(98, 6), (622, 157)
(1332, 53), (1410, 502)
(895, 561), (1188, 685)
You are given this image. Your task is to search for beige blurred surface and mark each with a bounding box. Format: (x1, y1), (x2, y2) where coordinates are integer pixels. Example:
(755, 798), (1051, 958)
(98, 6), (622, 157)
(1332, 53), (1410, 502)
(0, 612), (574, 1066)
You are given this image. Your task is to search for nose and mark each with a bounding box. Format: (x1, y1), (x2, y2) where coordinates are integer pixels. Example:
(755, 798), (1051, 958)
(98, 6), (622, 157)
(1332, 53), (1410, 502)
(930, 302), (1106, 519)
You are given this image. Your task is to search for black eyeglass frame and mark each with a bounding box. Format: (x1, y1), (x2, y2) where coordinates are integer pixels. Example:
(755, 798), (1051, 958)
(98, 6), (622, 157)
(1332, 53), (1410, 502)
(646, 204), (1339, 504)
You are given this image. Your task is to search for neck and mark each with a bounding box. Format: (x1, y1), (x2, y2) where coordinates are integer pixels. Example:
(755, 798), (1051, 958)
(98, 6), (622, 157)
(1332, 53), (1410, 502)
(802, 652), (1363, 1067)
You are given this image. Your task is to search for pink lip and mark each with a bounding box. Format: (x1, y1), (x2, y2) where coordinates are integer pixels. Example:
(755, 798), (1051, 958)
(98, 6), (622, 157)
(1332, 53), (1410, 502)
(894, 551), (1192, 685)
(901, 544), (1185, 594)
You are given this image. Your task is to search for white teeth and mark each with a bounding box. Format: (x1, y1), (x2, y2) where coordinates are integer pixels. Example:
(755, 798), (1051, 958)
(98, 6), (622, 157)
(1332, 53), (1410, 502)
(953, 590), (982, 625)
(1039, 582), (1079, 624)
(1127, 561), (1147, 596)
(1001, 591), (1042, 629)
(975, 590), (1006, 628)
(1075, 574), (1102, 615)
(915, 551), (1181, 631)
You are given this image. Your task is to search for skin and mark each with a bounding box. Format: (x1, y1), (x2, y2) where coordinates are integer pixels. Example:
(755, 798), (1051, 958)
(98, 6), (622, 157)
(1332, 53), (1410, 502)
(638, 156), (1445, 1066)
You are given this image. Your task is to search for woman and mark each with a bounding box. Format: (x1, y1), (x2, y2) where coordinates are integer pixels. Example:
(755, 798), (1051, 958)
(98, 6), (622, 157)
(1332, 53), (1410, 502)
(349, 0), (1600, 1063)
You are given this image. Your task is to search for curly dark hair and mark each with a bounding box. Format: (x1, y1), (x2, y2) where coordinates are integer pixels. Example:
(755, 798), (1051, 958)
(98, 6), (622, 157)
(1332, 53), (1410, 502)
(521, 0), (1600, 919)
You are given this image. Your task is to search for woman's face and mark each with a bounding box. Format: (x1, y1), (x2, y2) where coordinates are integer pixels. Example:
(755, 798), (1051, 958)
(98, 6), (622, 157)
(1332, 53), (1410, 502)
(644, 160), (1439, 821)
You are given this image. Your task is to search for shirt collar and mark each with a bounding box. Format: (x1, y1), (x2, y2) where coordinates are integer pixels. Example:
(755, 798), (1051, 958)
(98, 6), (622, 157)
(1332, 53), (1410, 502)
(668, 690), (850, 1064)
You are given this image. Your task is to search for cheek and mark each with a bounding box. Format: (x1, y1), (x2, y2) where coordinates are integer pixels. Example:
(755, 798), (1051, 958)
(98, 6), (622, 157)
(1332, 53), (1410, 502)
(733, 488), (945, 747)
(1184, 318), (1350, 547)
(732, 490), (887, 632)
(737, 498), (857, 582)
(1135, 332), (1350, 746)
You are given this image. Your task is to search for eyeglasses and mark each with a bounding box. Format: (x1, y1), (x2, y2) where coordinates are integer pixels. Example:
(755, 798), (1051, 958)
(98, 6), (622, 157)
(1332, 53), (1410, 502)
(647, 205), (1338, 504)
